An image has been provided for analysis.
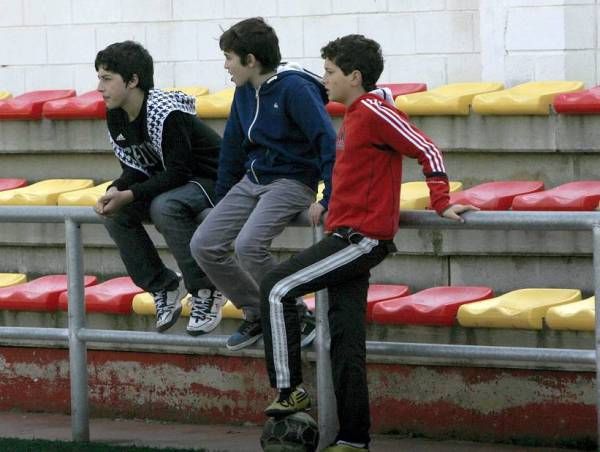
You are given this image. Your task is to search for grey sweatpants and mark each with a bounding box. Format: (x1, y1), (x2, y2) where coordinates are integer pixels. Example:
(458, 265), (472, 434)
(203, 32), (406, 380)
(190, 175), (315, 321)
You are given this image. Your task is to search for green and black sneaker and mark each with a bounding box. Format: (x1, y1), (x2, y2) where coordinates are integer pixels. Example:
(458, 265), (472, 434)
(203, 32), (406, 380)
(265, 387), (311, 417)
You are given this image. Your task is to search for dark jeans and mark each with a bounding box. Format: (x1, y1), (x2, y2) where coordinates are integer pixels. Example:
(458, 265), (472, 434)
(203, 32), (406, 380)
(260, 231), (392, 445)
(103, 182), (213, 294)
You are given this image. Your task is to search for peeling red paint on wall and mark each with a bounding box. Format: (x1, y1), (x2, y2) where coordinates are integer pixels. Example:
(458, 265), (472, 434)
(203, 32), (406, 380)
(0, 346), (595, 446)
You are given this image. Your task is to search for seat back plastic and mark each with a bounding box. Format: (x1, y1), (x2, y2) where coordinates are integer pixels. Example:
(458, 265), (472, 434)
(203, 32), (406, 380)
(449, 181), (545, 210)
(42, 90), (106, 120)
(457, 288), (582, 329)
(0, 275), (97, 311)
(472, 81), (584, 115)
(395, 82), (504, 115)
(0, 179), (27, 192)
(511, 181), (600, 211)
(401, 181), (463, 210)
(58, 276), (142, 314)
(196, 88), (234, 118)
(553, 86), (600, 114)
(0, 179), (94, 205)
(57, 181), (113, 206)
(0, 90), (76, 120)
(546, 297), (595, 331)
(372, 286), (494, 326)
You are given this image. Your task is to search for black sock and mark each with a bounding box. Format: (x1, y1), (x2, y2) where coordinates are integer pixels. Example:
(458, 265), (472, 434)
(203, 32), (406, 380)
(278, 388), (292, 401)
(165, 278), (179, 291)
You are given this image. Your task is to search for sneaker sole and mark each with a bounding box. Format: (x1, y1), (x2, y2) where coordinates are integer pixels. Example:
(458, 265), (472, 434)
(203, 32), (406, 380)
(226, 333), (263, 351)
(156, 304), (182, 333)
(300, 328), (317, 348)
(264, 404), (311, 418)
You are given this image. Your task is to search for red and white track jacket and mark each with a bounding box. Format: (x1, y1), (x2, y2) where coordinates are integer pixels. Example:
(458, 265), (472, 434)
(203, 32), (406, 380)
(325, 92), (450, 240)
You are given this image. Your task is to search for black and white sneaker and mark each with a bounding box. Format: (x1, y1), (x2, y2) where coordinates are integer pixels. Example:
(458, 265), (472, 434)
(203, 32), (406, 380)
(153, 277), (186, 332)
(186, 288), (225, 336)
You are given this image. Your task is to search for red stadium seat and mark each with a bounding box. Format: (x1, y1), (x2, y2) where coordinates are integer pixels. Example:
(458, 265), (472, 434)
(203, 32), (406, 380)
(372, 286), (494, 326)
(0, 275), (97, 312)
(511, 181), (600, 211)
(303, 284), (410, 322)
(0, 179), (27, 191)
(326, 82), (427, 117)
(42, 90), (106, 120)
(448, 181), (545, 210)
(553, 86), (600, 114)
(0, 90), (76, 120)
(378, 83), (427, 99)
(58, 276), (143, 314)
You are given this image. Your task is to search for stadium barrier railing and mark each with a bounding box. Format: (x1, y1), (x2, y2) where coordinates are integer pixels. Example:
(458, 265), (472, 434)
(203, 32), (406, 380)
(0, 206), (597, 447)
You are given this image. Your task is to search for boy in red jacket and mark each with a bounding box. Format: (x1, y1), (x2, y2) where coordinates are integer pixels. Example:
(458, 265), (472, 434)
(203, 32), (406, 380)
(259, 34), (476, 451)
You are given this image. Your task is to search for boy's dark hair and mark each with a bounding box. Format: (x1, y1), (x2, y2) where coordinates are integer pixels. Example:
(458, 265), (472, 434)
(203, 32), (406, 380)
(219, 17), (281, 73)
(95, 41), (154, 92)
(321, 34), (383, 92)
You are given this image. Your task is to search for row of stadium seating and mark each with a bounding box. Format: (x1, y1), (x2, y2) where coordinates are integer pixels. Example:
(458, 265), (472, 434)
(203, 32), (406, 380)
(3, 81), (600, 120)
(1, 178), (597, 211)
(0, 274), (593, 331)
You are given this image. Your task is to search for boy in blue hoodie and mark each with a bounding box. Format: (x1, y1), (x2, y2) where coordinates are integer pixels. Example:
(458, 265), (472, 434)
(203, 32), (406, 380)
(190, 17), (336, 350)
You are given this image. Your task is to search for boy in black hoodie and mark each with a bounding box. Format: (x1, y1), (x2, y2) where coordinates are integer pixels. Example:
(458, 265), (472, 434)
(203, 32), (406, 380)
(94, 41), (223, 335)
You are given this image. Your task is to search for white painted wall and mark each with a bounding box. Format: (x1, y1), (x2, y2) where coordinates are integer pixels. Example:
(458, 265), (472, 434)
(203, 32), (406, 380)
(0, 0), (597, 96)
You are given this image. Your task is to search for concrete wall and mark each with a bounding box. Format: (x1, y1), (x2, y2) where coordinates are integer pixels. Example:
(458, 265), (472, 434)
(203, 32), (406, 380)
(0, 345), (594, 447)
(1, 0), (599, 96)
(0, 115), (598, 293)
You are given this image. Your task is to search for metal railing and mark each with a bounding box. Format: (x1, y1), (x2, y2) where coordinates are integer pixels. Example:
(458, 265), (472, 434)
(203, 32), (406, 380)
(0, 207), (597, 447)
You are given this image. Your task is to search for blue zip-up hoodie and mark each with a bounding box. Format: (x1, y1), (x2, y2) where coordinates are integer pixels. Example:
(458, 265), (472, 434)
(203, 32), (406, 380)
(215, 64), (336, 209)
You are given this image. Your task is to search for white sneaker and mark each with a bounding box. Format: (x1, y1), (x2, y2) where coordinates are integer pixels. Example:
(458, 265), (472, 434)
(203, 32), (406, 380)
(153, 277), (186, 332)
(186, 288), (225, 336)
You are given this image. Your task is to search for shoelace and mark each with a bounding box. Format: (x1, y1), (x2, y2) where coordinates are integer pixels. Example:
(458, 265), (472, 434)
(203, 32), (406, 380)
(190, 296), (212, 321)
(153, 290), (169, 318)
(238, 320), (258, 335)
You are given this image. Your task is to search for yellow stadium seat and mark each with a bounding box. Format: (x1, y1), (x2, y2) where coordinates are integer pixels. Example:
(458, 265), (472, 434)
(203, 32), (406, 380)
(222, 300), (244, 319)
(457, 288), (582, 329)
(0, 273), (27, 287)
(472, 81), (584, 115)
(316, 181), (325, 202)
(545, 296), (595, 331)
(57, 181), (113, 206)
(166, 86), (209, 97)
(400, 181), (463, 210)
(0, 91), (12, 101)
(132, 292), (156, 315)
(0, 179), (94, 205)
(196, 88), (234, 118)
(395, 82), (504, 115)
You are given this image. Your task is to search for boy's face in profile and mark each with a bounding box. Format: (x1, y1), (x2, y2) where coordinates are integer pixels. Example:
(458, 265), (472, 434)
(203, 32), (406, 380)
(223, 50), (254, 87)
(97, 67), (131, 110)
(323, 58), (353, 105)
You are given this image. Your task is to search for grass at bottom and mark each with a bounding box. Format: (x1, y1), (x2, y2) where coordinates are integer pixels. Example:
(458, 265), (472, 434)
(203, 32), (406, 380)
(0, 437), (207, 451)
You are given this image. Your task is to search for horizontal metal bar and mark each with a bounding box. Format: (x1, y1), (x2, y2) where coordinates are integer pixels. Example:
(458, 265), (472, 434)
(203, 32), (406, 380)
(78, 328), (231, 348)
(0, 206), (101, 223)
(366, 341), (596, 366)
(0, 206), (599, 231)
(400, 210), (600, 231)
(0, 326), (68, 342)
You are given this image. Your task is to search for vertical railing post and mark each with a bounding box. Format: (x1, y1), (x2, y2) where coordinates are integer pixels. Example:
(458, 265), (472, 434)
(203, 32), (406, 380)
(65, 218), (90, 442)
(593, 225), (600, 446)
(313, 225), (338, 448)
